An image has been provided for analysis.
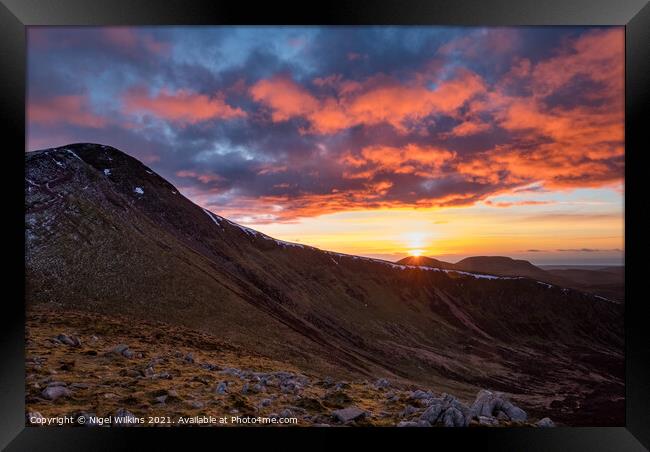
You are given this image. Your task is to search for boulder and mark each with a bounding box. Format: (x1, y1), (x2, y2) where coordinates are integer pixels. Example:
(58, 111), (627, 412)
(56, 334), (81, 347)
(478, 415), (499, 426)
(442, 407), (466, 427)
(536, 417), (555, 428)
(469, 389), (526, 423)
(114, 408), (138, 426)
(215, 381), (228, 394)
(397, 420), (431, 427)
(41, 386), (72, 401)
(400, 405), (419, 418)
(375, 378), (391, 389)
(332, 407), (366, 424)
(411, 389), (434, 400)
(419, 400), (444, 424)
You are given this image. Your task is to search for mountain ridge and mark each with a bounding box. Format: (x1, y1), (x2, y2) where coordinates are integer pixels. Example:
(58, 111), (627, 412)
(25, 143), (624, 425)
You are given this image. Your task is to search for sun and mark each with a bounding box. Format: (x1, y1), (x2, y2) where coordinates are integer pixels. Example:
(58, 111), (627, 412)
(408, 249), (425, 257)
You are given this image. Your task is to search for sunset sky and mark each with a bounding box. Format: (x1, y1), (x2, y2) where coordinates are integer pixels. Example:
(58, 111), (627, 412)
(27, 27), (624, 265)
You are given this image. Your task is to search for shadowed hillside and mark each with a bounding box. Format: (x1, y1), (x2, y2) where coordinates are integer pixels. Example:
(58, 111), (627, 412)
(25, 144), (624, 425)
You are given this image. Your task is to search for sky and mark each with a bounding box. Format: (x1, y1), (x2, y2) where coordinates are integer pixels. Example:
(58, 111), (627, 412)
(26, 26), (625, 265)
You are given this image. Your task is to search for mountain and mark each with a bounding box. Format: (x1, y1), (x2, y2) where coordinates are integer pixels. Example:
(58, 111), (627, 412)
(398, 256), (457, 270)
(25, 143), (624, 425)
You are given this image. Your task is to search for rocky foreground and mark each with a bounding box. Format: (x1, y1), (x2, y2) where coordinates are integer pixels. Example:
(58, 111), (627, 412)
(26, 306), (555, 428)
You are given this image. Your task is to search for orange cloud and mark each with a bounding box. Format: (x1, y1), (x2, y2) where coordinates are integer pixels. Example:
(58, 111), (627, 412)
(484, 200), (552, 208)
(342, 144), (456, 179)
(249, 70), (485, 134)
(459, 28), (624, 191)
(123, 88), (246, 124)
(176, 170), (223, 184)
(28, 95), (107, 128)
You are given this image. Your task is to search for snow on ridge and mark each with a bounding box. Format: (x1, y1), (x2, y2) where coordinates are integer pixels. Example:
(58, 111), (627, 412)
(103, 169), (111, 176)
(224, 218), (307, 249)
(134, 187), (144, 195)
(594, 294), (621, 304)
(63, 148), (83, 161)
(203, 208), (223, 228)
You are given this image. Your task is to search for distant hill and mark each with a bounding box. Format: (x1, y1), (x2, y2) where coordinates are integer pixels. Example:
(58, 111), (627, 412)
(398, 255), (623, 302)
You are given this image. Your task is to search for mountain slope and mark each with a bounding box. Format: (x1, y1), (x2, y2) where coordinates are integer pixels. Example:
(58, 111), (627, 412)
(25, 143), (624, 425)
(398, 256), (623, 302)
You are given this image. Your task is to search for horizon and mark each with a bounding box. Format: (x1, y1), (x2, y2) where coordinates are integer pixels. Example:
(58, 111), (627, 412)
(26, 26), (624, 266)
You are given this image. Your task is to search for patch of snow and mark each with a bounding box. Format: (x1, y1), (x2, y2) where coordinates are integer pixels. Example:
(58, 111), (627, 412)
(134, 187), (144, 195)
(171, 190), (177, 195)
(103, 169), (111, 176)
(203, 208), (223, 228)
(537, 281), (553, 288)
(64, 149), (83, 161)
(146, 170), (153, 174)
(53, 159), (65, 168)
(594, 294), (621, 304)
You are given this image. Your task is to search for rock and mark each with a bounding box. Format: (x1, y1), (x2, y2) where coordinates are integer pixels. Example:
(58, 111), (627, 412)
(143, 366), (155, 377)
(419, 401), (444, 424)
(411, 389), (434, 400)
(215, 381), (228, 394)
(188, 400), (204, 409)
(469, 389), (526, 422)
(313, 423), (331, 427)
(259, 398), (272, 408)
(183, 353), (194, 364)
(70, 383), (90, 389)
(334, 381), (350, 390)
(201, 363), (220, 371)
(279, 408), (293, 418)
(113, 344), (129, 354)
(501, 402), (527, 422)
(112, 344), (134, 358)
(155, 395), (168, 404)
(400, 405), (419, 418)
(253, 383), (265, 393)
(46, 381), (67, 387)
(57, 334), (81, 347)
(442, 407), (465, 427)
(332, 407), (366, 424)
(41, 386), (72, 401)
(478, 415), (499, 426)
(157, 372), (172, 380)
(114, 408), (138, 426)
(536, 417), (555, 428)
(241, 383), (249, 394)
(375, 378), (391, 389)
(397, 420), (431, 427)
(166, 389), (180, 400)
(220, 368), (242, 377)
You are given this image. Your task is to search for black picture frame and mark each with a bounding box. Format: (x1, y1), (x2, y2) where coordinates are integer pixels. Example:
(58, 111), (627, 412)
(2, 0), (648, 450)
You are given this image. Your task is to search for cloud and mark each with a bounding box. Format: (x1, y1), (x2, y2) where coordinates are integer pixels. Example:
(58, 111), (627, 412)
(556, 248), (623, 253)
(484, 200), (552, 208)
(250, 69), (485, 134)
(28, 94), (107, 128)
(26, 27), (624, 222)
(123, 87), (246, 124)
